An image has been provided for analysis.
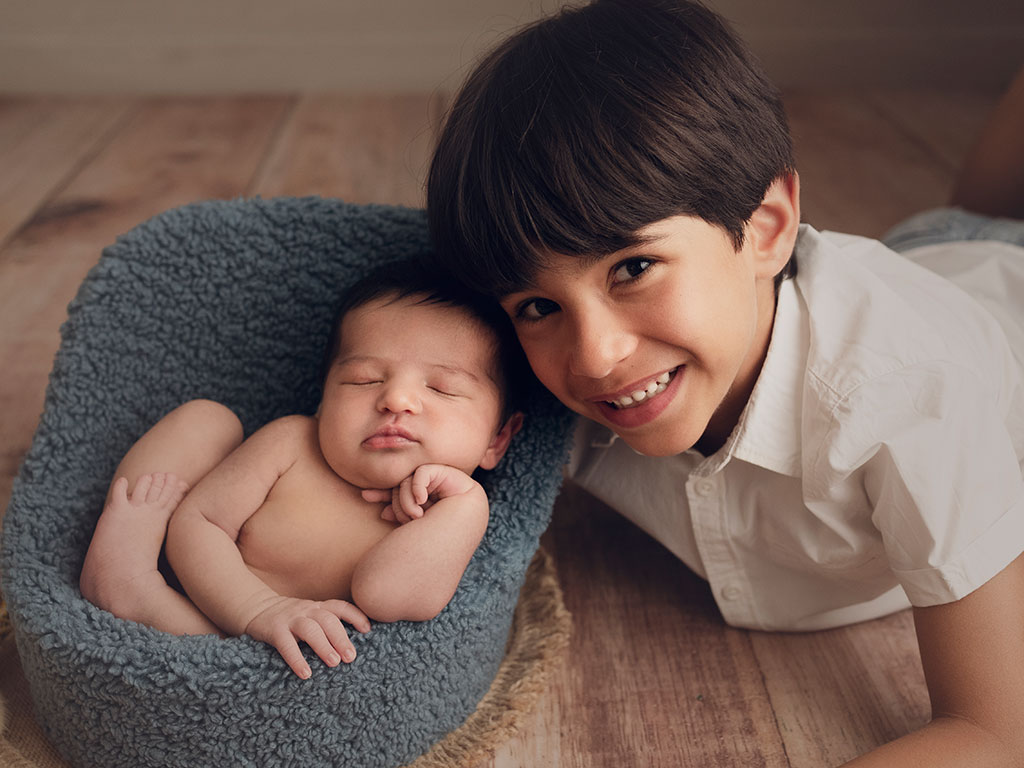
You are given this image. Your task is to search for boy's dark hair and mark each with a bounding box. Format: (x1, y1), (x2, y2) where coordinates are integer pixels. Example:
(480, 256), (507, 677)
(321, 259), (528, 423)
(427, 0), (796, 297)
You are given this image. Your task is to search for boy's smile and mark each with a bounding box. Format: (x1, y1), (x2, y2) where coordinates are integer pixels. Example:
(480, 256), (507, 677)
(590, 365), (684, 429)
(500, 181), (798, 456)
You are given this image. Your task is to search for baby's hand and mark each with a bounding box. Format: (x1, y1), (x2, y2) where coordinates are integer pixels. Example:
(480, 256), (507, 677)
(361, 464), (479, 524)
(243, 596), (371, 679)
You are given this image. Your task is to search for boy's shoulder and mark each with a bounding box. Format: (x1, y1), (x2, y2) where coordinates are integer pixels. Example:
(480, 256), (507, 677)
(735, 227), (1024, 492)
(791, 225), (1015, 399)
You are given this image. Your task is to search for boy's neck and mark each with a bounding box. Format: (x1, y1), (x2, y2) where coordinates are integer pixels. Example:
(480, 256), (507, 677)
(695, 283), (780, 456)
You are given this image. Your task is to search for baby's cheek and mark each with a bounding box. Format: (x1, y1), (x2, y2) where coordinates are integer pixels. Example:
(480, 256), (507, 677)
(316, 423), (362, 483)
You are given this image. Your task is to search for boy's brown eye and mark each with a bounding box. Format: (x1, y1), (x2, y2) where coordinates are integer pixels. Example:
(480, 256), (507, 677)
(518, 297), (559, 321)
(612, 257), (653, 284)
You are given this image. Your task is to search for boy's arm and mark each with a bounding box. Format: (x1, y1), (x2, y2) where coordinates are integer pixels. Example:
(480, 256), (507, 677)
(841, 551), (1024, 767)
(352, 464), (489, 622)
(166, 416), (369, 678)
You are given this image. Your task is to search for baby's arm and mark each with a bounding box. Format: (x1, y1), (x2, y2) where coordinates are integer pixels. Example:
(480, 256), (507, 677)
(353, 464), (489, 622)
(165, 416), (369, 678)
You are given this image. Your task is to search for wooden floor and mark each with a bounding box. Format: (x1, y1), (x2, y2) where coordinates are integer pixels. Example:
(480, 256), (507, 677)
(0, 88), (1000, 766)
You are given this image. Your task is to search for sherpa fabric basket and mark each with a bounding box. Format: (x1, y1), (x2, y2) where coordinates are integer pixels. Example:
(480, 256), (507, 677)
(0, 197), (574, 768)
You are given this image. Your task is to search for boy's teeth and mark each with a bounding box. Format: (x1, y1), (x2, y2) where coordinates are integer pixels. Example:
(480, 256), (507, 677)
(607, 369), (676, 409)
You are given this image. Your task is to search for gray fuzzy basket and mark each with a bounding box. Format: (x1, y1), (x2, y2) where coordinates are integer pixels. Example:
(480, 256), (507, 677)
(0, 197), (573, 768)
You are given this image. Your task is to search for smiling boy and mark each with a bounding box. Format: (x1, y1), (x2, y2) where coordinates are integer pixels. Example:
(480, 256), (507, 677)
(504, 211), (786, 459)
(426, 0), (1024, 764)
(80, 260), (523, 679)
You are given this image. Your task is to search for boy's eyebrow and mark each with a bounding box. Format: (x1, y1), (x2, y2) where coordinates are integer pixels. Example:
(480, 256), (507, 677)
(502, 232), (663, 296)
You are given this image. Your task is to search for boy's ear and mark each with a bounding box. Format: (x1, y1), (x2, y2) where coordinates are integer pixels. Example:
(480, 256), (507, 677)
(479, 412), (524, 470)
(746, 171), (801, 279)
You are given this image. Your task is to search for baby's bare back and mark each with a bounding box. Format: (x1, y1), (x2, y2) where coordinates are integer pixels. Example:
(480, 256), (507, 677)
(235, 430), (396, 602)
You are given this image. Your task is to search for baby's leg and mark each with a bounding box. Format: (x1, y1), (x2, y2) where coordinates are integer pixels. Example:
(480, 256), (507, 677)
(80, 399), (243, 635)
(103, 398), (244, 505)
(80, 472), (221, 634)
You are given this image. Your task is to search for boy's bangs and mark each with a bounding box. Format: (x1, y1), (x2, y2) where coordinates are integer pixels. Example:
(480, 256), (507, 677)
(428, 0), (793, 297)
(434, 62), (685, 297)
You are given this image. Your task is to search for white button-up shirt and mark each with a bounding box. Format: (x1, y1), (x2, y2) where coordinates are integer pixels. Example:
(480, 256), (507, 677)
(568, 226), (1024, 631)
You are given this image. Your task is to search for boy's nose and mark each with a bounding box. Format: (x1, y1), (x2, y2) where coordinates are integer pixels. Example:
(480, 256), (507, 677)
(567, 311), (636, 379)
(376, 382), (421, 414)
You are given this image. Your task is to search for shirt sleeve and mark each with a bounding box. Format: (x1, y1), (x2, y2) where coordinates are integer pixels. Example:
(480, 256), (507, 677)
(819, 360), (1024, 607)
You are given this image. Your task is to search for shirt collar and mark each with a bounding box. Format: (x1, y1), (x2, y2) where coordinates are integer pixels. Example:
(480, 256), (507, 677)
(725, 274), (809, 477)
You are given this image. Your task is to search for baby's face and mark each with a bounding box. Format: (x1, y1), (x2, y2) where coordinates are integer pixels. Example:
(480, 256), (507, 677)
(317, 294), (507, 489)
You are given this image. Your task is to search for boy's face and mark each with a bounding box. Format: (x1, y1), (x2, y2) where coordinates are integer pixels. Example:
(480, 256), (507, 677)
(317, 294), (513, 488)
(499, 213), (786, 457)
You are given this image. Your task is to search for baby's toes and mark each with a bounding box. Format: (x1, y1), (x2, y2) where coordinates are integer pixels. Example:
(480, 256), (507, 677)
(145, 472), (168, 503)
(163, 473), (190, 506)
(128, 474), (154, 505)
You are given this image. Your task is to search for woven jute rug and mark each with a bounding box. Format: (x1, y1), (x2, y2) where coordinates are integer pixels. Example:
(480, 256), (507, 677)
(0, 547), (570, 768)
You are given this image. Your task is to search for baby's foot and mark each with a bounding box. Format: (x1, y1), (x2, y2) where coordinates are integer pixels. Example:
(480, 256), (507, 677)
(80, 473), (189, 618)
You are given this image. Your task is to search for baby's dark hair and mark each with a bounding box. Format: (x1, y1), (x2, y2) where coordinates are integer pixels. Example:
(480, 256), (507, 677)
(427, 0), (796, 297)
(321, 259), (528, 424)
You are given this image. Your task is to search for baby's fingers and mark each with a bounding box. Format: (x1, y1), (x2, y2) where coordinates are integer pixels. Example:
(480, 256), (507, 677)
(292, 616), (350, 671)
(389, 486), (414, 524)
(314, 614), (358, 664)
(410, 466), (433, 506)
(322, 599), (372, 635)
(396, 477), (424, 522)
(361, 488), (392, 503)
(270, 628), (313, 680)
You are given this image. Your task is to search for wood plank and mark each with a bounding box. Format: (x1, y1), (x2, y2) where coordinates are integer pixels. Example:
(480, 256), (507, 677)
(784, 91), (957, 239)
(750, 612), (930, 766)
(249, 92), (449, 207)
(490, 649), (567, 768)
(483, 483), (789, 767)
(0, 96), (135, 249)
(0, 96), (292, 518)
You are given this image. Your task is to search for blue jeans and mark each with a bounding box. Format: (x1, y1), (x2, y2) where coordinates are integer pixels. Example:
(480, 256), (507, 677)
(883, 207), (1024, 253)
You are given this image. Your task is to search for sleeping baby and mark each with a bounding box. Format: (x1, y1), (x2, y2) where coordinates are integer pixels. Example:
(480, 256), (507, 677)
(79, 260), (524, 679)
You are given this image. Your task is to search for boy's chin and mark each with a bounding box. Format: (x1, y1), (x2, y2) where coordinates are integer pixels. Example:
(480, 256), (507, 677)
(615, 429), (700, 458)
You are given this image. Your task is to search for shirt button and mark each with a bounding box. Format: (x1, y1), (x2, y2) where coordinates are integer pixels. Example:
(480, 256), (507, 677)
(721, 585), (743, 601)
(696, 479), (715, 496)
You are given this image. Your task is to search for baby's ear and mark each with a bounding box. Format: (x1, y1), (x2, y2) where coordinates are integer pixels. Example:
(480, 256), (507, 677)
(747, 172), (801, 278)
(479, 412), (524, 470)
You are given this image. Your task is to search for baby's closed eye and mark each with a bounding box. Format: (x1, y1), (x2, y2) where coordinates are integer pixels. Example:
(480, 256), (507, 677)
(427, 379), (465, 397)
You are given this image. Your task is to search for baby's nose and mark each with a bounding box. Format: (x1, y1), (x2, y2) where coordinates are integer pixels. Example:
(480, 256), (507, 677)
(376, 382), (421, 414)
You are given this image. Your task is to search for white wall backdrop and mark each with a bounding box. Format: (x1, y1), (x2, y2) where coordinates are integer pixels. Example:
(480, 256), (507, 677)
(0, 0), (1021, 93)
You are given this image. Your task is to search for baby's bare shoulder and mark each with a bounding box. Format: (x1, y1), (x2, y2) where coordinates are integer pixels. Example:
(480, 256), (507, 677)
(250, 414), (317, 442)
(235, 415), (319, 467)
